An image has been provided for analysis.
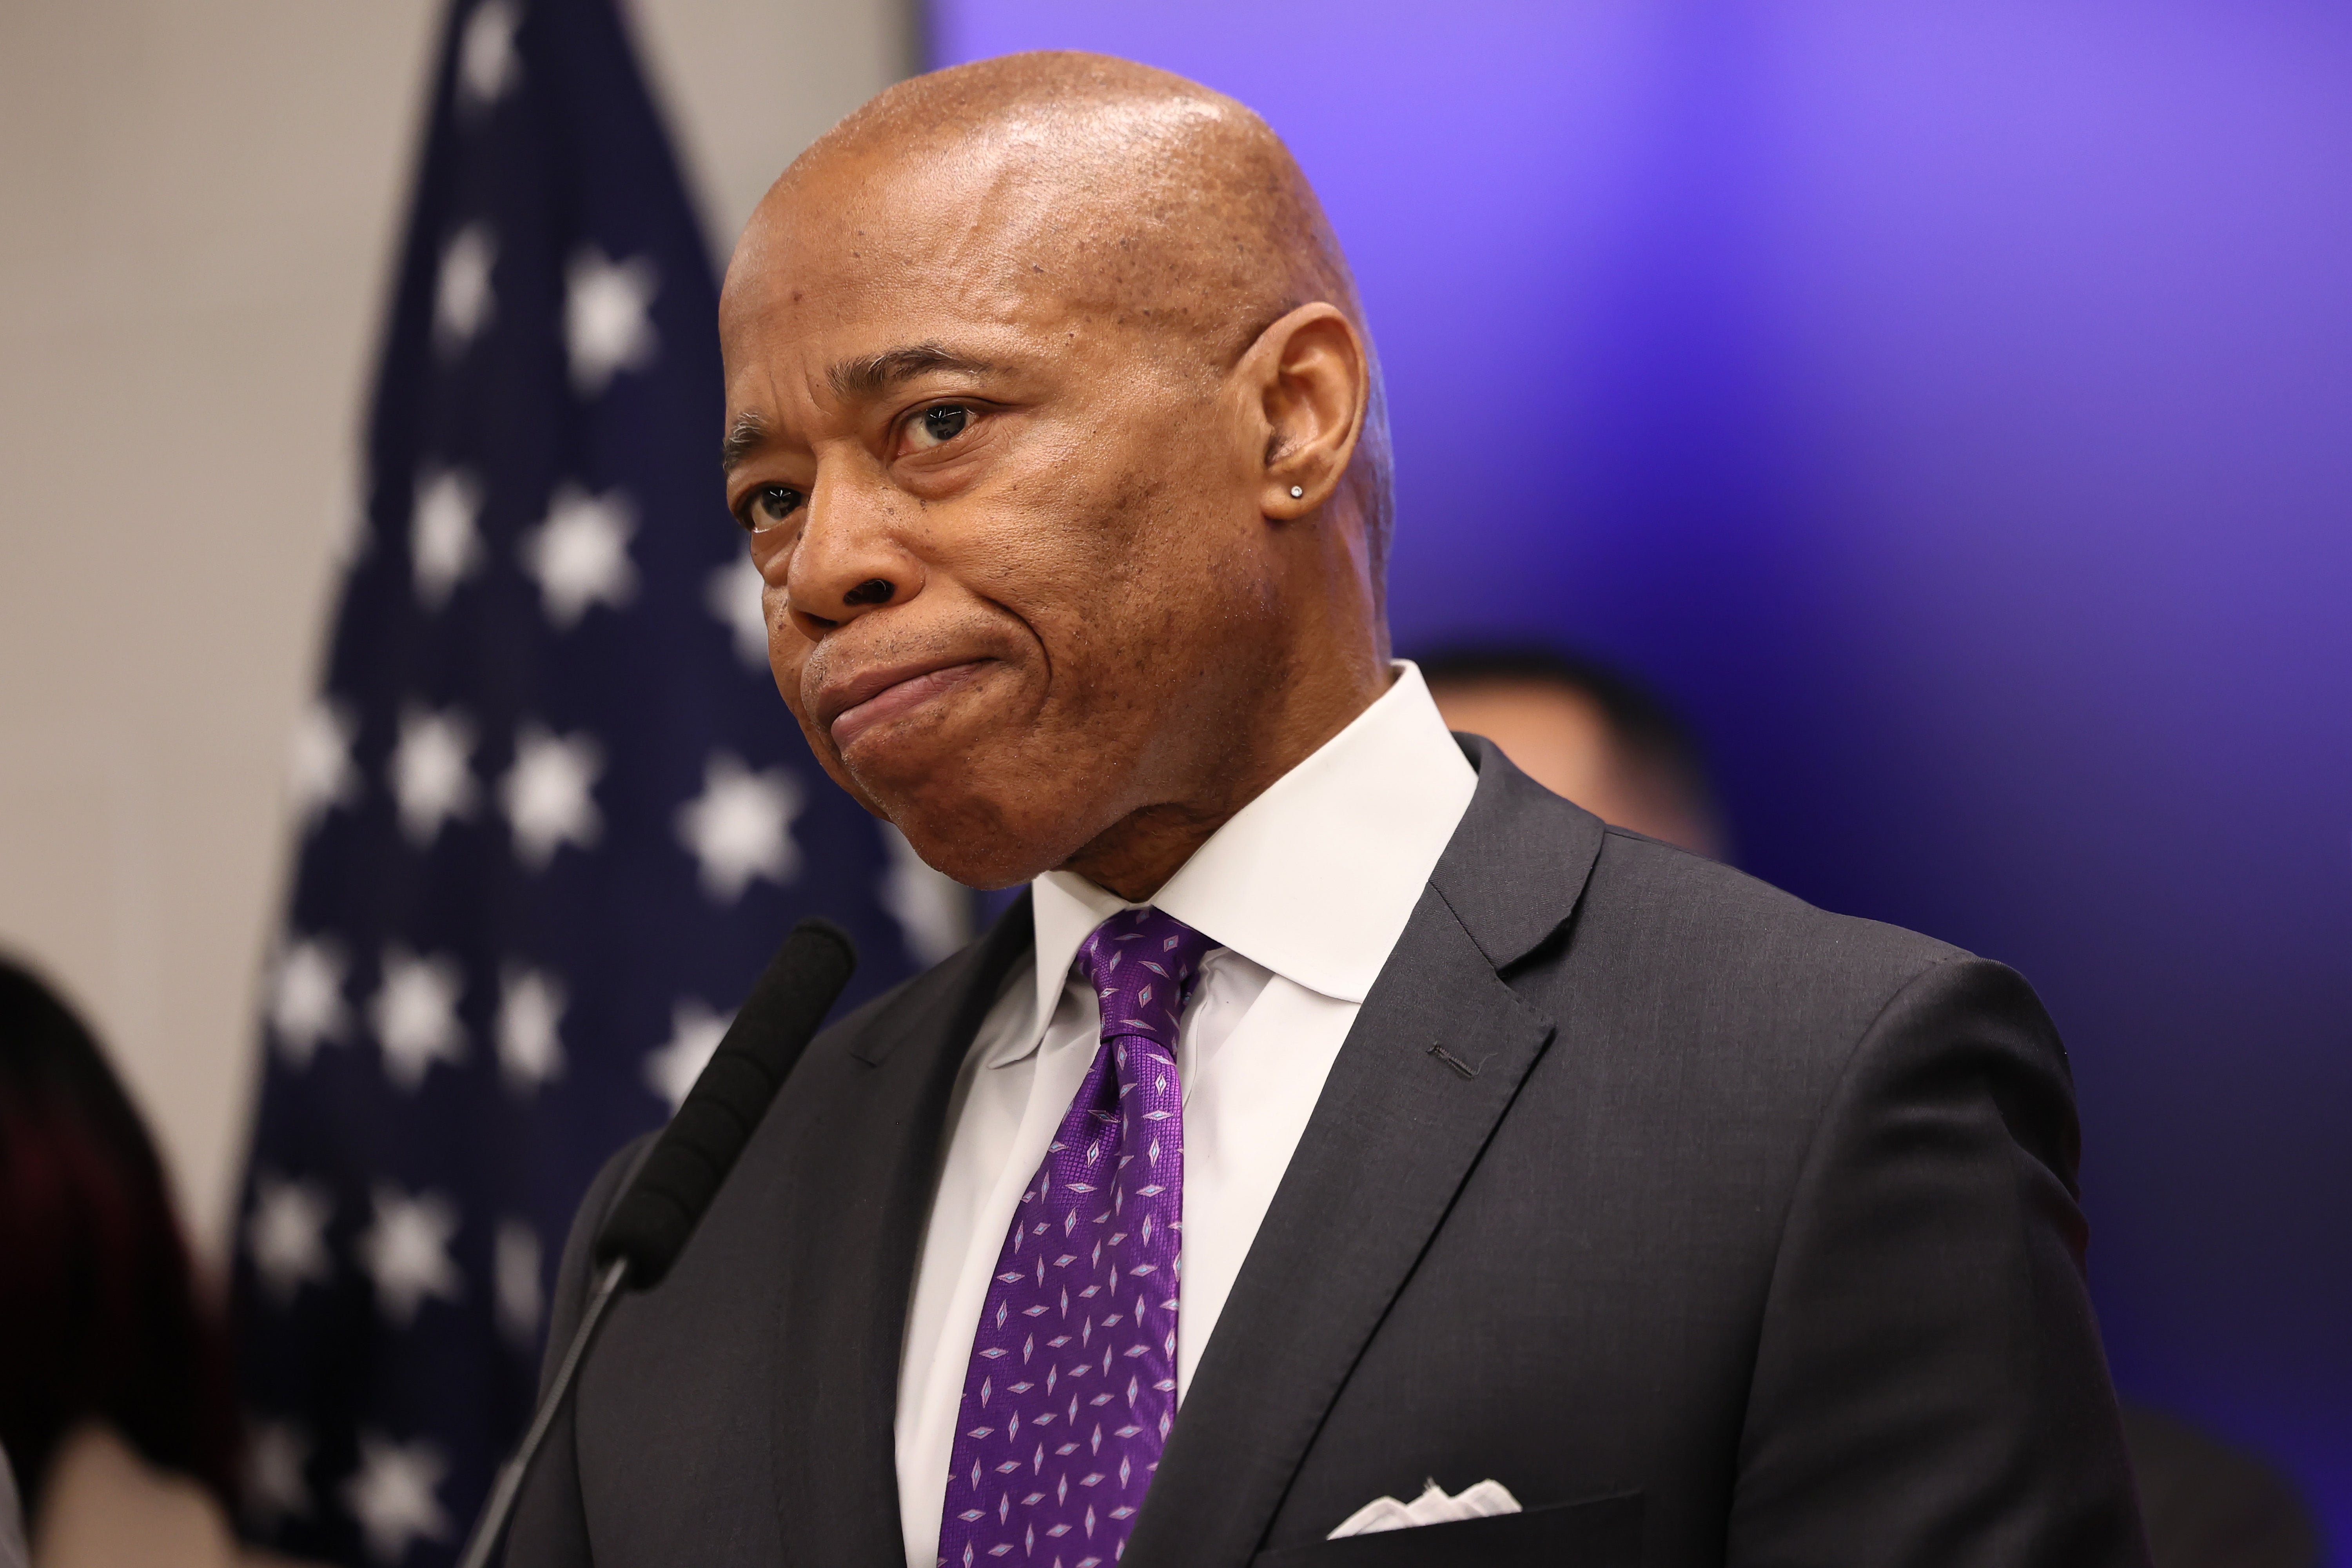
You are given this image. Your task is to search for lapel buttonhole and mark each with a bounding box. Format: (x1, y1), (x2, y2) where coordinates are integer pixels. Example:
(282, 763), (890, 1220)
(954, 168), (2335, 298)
(1427, 1042), (1479, 1080)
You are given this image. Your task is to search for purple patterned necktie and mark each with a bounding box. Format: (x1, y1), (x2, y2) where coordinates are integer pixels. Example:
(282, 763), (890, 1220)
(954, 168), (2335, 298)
(938, 906), (1217, 1568)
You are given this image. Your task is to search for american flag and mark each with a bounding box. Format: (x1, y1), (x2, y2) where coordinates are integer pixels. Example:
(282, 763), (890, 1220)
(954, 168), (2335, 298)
(229, 2), (950, 1561)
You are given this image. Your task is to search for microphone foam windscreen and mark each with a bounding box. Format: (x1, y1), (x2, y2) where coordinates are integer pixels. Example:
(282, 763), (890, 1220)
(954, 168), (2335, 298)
(593, 918), (857, 1288)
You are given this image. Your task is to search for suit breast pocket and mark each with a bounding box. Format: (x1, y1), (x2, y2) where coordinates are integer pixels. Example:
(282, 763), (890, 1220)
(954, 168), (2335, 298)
(1248, 1491), (1642, 1568)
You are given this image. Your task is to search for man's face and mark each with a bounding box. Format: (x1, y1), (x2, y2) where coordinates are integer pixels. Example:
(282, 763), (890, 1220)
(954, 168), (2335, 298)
(718, 148), (1282, 888)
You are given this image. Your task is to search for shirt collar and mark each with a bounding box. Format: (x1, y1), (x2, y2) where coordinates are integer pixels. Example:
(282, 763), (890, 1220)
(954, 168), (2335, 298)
(1017, 661), (1476, 1047)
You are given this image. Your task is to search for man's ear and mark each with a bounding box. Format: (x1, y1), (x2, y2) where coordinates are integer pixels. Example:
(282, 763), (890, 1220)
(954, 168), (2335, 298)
(1239, 303), (1369, 520)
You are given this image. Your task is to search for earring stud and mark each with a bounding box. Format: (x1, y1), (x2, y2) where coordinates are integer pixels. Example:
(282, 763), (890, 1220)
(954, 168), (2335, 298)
(1289, 485), (1305, 498)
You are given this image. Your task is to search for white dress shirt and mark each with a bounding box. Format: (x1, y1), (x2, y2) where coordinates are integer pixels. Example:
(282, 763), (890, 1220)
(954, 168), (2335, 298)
(893, 663), (1479, 1565)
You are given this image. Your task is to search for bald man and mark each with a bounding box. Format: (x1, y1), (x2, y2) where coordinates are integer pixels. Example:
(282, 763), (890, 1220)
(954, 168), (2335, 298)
(509, 54), (2147, 1568)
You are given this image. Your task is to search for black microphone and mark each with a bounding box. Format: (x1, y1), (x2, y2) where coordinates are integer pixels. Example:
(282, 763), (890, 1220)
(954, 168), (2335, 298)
(455, 918), (857, 1568)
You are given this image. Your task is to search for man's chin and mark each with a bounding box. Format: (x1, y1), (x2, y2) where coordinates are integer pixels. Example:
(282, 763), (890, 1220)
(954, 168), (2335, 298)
(837, 726), (977, 808)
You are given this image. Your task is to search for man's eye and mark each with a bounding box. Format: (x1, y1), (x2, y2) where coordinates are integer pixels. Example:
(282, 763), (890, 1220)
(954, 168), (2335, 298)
(744, 484), (804, 532)
(907, 404), (973, 450)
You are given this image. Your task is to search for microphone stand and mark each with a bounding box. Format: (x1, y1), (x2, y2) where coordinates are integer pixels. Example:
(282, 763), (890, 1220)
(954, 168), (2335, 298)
(453, 1255), (628, 1568)
(448, 917), (857, 1568)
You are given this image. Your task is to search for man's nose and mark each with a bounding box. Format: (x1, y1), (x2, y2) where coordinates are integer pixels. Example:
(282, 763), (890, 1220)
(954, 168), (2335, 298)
(784, 468), (922, 639)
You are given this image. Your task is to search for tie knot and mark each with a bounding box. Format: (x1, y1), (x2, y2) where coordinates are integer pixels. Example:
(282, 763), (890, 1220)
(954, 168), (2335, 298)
(1074, 906), (1216, 1054)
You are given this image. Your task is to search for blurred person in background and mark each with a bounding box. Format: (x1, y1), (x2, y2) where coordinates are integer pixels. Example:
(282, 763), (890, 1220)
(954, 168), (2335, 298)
(0, 957), (290, 1568)
(1, 1437), (24, 1568)
(1421, 644), (1726, 858)
(1425, 644), (2321, 1568)
(2122, 1406), (2322, 1568)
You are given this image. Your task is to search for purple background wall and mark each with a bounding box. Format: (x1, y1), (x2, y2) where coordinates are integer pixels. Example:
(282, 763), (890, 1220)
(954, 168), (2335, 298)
(933, 0), (2352, 1551)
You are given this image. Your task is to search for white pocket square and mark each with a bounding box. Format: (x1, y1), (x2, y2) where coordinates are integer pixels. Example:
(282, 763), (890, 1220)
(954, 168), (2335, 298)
(1327, 1479), (1523, 1538)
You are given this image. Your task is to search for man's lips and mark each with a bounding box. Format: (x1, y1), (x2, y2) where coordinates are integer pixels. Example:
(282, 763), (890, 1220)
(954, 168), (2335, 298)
(824, 658), (991, 750)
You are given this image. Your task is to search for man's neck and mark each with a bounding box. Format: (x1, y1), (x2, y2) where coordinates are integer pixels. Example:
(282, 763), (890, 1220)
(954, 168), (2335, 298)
(1060, 659), (1394, 902)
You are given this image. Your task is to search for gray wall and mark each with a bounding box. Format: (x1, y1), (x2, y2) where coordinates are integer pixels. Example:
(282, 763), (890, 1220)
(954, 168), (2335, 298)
(0, 0), (909, 1252)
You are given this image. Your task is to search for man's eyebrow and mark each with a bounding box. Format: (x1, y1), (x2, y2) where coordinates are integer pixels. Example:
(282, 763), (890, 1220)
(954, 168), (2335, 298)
(720, 412), (769, 475)
(722, 347), (998, 473)
(828, 343), (996, 401)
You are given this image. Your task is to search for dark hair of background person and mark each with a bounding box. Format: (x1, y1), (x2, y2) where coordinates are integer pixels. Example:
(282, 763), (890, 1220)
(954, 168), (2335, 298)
(0, 955), (238, 1524)
(1417, 642), (1726, 855)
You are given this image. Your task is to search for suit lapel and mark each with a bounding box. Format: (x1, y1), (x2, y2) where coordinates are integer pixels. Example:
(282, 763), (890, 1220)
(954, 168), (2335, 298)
(766, 894), (1035, 1563)
(1127, 742), (1606, 1568)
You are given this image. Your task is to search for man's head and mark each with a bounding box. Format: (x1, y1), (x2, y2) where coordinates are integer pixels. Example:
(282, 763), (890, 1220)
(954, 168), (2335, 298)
(719, 53), (1392, 895)
(1423, 646), (1727, 859)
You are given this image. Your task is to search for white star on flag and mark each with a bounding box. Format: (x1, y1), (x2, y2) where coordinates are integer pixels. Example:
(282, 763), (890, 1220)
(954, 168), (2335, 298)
(269, 936), (349, 1067)
(411, 466), (484, 610)
(343, 1431), (452, 1565)
(288, 698), (359, 830)
(390, 704), (478, 845)
(500, 722), (603, 868)
(495, 964), (566, 1094)
(247, 1172), (334, 1304)
(675, 751), (803, 902)
(357, 1184), (464, 1327)
(244, 1419), (310, 1528)
(644, 998), (731, 1113)
(566, 247), (659, 394)
(494, 1218), (544, 1345)
(522, 485), (637, 627)
(370, 948), (466, 1091)
(432, 224), (497, 359)
(881, 824), (973, 966)
(706, 554), (770, 667)
(456, 0), (521, 109)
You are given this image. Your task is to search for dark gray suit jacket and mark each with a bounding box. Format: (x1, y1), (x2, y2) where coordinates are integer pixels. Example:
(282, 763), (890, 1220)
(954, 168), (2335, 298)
(509, 739), (2149, 1566)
